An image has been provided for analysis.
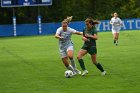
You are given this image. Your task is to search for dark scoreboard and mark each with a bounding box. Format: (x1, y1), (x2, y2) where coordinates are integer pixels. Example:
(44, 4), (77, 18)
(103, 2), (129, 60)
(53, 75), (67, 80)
(1, 0), (52, 7)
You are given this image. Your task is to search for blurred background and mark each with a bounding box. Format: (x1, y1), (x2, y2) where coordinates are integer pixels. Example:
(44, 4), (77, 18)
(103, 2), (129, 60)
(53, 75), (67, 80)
(0, 0), (140, 24)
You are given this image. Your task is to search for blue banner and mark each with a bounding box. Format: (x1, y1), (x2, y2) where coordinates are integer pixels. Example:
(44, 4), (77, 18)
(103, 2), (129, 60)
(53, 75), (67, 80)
(0, 18), (140, 37)
(1, 0), (52, 7)
(96, 18), (140, 32)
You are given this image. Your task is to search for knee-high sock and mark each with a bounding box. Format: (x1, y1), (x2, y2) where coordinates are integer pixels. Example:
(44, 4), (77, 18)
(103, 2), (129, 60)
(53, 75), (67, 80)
(114, 40), (116, 44)
(70, 58), (76, 70)
(67, 65), (75, 72)
(95, 63), (104, 72)
(78, 59), (86, 71)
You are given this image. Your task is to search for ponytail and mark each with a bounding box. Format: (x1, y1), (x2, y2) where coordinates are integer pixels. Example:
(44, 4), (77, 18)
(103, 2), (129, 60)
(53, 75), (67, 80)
(62, 16), (73, 24)
(85, 17), (99, 25)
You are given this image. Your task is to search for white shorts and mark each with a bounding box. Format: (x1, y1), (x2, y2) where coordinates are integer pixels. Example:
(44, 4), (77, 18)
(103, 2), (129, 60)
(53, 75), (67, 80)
(59, 46), (74, 58)
(112, 27), (121, 34)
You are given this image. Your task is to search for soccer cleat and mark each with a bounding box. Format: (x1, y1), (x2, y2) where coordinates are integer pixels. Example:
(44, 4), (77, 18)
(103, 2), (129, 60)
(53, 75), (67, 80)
(74, 69), (81, 75)
(101, 71), (106, 75)
(81, 70), (88, 76)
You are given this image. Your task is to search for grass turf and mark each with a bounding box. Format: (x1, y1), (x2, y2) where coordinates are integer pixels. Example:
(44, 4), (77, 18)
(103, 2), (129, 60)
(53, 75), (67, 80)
(0, 30), (140, 93)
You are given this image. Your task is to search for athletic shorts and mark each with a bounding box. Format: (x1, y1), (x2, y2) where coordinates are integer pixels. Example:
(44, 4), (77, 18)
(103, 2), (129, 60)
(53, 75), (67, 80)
(59, 45), (74, 58)
(81, 45), (97, 55)
(112, 27), (121, 34)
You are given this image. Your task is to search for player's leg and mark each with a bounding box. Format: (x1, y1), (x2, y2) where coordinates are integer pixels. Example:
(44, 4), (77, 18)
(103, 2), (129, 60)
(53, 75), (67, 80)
(89, 47), (106, 75)
(114, 33), (117, 43)
(115, 32), (119, 45)
(60, 48), (75, 73)
(67, 46), (81, 74)
(77, 49), (88, 76)
(91, 54), (106, 75)
(62, 57), (75, 73)
(62, 57), (69, 67)
(67, 46), (75, 68)
(112, 29), (117, 44)
(115, 28), (120, 45)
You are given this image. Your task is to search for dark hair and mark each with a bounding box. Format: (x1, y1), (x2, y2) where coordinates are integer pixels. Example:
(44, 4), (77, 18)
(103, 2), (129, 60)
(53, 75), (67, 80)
(85, 18), (99, 25)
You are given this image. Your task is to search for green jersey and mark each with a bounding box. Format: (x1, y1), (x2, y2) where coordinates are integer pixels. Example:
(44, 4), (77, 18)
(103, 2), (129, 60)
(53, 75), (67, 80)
(83, 26), (97, 47)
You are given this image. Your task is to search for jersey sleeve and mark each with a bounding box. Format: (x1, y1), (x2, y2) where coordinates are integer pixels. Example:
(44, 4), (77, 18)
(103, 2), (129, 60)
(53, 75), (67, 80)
(56, 27), (61, 35)
(93, 27), (97, 35)
(118, 18), (122, 24)
(69, 27), (77, 33)
(110, 18), (113, 23)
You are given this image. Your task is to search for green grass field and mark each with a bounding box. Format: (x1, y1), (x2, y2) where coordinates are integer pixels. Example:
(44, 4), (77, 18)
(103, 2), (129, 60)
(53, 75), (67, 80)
(0, 30), (140, 93)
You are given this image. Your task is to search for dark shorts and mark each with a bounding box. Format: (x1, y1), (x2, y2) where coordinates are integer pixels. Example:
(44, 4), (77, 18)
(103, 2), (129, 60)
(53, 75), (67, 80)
(81, 45), (97, 55)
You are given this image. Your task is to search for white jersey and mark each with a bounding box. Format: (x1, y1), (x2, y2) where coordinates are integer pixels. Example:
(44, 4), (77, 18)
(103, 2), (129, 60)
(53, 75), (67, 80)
(110, 17), (122, 33)
(110, 17), (122, 28)
(56, 27), (77, 49)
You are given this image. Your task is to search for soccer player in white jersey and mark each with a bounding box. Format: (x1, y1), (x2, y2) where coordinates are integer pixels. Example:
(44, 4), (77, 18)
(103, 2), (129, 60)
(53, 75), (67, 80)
(110, 12), (122, 46)
(55, 16), (83, 75)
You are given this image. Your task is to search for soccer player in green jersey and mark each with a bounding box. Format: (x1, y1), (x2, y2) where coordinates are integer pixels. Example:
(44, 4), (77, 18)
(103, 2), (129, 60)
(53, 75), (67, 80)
(77, 17), (106, 76)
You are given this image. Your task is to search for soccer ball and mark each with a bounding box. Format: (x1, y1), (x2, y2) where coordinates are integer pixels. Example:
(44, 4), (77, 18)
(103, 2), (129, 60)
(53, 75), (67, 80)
(64, 70), (73, 78)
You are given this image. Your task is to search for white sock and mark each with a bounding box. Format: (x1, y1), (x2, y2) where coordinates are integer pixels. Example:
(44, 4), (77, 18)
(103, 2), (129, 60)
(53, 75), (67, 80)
(67, 65), (75, 72)
(116, 40), (118, 43)
(70, 58), (77, 70)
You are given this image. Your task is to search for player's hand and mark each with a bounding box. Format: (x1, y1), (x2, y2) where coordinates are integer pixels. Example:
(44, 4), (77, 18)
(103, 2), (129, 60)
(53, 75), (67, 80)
(85, 34), (91, 38)
(59, 36), (64, 39)
(82, 37), (89, 41)
(112, 23), (115, 26)
(116, 24), (121, 26)
(80, 32), (83, 35)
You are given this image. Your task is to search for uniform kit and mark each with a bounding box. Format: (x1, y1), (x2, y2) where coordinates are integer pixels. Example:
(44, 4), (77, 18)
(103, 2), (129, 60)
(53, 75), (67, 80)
(56, 27), (76, 58)
(110, 17), (122, 34)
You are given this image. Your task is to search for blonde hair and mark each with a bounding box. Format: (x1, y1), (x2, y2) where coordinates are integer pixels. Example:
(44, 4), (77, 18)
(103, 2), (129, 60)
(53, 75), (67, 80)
(111, 12), (118, 17)
(62, 16), (73, 24)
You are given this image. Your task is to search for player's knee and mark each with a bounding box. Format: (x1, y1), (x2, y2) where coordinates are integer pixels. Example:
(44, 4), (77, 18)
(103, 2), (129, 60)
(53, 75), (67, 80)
(77, 55), (81, 60)
(68, 55), (73, 59)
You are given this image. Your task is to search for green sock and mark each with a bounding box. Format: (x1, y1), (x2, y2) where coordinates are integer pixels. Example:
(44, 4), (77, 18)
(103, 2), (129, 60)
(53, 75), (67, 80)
(78, 59), (86, 71)
(95, 63), (104, 72)
(114, 40), (116, 44)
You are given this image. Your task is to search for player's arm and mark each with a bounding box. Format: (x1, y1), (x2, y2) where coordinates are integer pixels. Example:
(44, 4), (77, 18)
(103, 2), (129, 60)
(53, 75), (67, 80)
(70, 28), (83, 35)
(74, 31), (88, 41)
(110, 20), (113, 25)
(85, 34), (98, 40)
(116, 22), (122, 26)
(55, 33), (64, 39)
(110, 18), (114, 25)
(73, 31), (83, 35)
(119, 18), (123, 26)
(55, 29), (64, 39)
(81, 29), (89, 41)
(82, 36), (89, 41)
